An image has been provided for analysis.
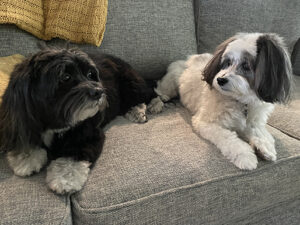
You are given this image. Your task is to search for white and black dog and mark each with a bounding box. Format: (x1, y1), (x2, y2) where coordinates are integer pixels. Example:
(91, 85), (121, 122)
(0, 47), (155, 194)
(148, 33), (292, 170)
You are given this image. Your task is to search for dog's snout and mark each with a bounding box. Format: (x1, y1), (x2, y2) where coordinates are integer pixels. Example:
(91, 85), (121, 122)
(88, 88), (103, 100)
(217, 77), (228, 86)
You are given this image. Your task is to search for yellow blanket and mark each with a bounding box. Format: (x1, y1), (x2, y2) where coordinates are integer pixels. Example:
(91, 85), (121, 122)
(0, 54), (25, 103)
(0, 0), (108, 46)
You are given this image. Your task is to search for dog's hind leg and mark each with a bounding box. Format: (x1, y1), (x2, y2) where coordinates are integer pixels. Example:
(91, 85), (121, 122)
(148, 60), (186, 114)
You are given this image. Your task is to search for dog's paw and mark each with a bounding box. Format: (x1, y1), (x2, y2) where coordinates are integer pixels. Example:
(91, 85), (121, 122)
(46, 158), (91, 194)
(147, 97), (164, 114)
(125, 103), (148, 123)
(232, 151), (258, 170)
(7, 148), (47, 176)
(251, 137), (277, 161)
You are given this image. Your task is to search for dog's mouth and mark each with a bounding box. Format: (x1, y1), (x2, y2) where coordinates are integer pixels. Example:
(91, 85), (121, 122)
(69, 93), (108, 126)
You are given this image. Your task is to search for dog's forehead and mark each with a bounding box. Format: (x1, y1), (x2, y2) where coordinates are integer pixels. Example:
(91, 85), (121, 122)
(222, 34), (260, 62)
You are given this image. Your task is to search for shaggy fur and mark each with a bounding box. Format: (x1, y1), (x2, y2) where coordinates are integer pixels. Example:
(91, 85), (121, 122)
(0, 47), (155, 194)
(148, 33), (292, 170)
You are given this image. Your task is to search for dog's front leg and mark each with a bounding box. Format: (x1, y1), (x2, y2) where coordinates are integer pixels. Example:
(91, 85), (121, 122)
(193, 120), (258, 170)
(46, 157), (91, 194)
(46, 127), (105, 194)
(7, 147), (48, 176)
(244, 126), (276, 161)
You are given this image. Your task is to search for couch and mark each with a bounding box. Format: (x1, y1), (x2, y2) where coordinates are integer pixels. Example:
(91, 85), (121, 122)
(0, 1), (299, 224)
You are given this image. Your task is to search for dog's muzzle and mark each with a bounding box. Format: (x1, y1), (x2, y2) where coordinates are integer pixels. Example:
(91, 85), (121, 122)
(88, 87), (103, 100)
(217, 77), (228, 86)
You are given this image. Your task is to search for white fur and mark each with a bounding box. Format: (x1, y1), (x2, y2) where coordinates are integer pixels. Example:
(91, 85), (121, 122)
(223, 33), (261, 59)
(46, 157), (91, 194)
(7, 148), (47, 176)
(154, 60), (186, 102)
(42, 127), (70, 148)
(71, 94), (107, 125)
(125, 103), (148, 123)
(152, 34), (282, 170)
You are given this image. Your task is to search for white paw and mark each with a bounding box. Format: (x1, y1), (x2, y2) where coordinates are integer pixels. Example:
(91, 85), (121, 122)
(125, 103), (148, 123)
(147, 97), (164, 114)
(226, 142), (258, 170)
(7, 148), (48, 176)
(159, 94), (171, 102)
(232, 151), (258, 170)
(46, 158), (91, 194)
(251, 137), (277, 161)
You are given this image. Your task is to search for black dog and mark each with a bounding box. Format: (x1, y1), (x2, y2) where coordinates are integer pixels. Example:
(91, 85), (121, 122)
(0, 47), (155, 194)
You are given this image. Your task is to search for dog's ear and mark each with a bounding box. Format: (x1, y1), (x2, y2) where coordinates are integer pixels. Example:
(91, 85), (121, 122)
(203, 37), (235, 86)
(0, 58), (41, 152)
(254, 34), (292, 103)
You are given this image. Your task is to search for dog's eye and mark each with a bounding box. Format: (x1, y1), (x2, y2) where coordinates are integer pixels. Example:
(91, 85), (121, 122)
(61, 74), (71, 82)
(242, 62), (250, 71)
(87, 71), (93, 80)
(222, 60), (231, 69)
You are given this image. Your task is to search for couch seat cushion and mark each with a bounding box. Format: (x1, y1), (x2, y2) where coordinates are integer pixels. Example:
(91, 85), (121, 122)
(268, 76), (300, 139)
(0, 156), (72, 225)
(72, 105), (300, 225)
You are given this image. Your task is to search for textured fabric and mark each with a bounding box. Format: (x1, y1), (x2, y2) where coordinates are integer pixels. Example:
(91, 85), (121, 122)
(194, 0), (300, 53)
(292, 38), (300, 75)
(0, 154), (72, 225)
(72, 105), (300, 225)
(268, 76), (300, 139)
(0, 0), (197, 80)
(0, 54), (24, 103)
(0, 0), (108, 46)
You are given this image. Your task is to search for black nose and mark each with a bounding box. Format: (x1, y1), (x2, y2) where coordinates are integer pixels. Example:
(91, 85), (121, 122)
(88, 88), (103, 100)
(217, 77), (228, 86)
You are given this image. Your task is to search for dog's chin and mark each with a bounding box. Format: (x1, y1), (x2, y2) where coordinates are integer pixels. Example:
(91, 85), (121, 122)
(71, 95), (108, 125)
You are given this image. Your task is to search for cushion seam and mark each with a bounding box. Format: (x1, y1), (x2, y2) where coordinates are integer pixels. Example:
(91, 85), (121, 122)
(72, 155), (300, 213)
(267, 123), (300, 140)
(60, 194), (72, 225)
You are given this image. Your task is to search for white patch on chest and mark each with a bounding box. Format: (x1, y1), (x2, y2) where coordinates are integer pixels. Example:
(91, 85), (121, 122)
(41, 127), (70, 147)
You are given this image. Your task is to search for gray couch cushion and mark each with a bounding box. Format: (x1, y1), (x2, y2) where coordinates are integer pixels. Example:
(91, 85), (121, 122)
(268, 76), (300, 139)
(72, 105), (300, 225)
(0, 155), (72, 225)
(194, 0), (300, 53)
(0, 0), (197, 80)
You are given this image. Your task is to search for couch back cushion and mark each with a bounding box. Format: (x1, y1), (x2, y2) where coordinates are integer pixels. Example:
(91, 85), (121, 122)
(0, 0), (197, 80)
(194, 0), (300, 54)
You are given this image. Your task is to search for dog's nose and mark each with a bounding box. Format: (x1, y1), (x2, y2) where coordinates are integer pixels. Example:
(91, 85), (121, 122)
(217, 77), (228, 86)
(89, 88), (103, 100)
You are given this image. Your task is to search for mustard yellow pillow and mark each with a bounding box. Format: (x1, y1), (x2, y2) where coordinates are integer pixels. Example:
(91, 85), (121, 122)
(0, 54), (25, 103)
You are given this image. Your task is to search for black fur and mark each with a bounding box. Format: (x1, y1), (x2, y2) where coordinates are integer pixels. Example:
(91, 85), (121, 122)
(254, 35), (292, 103)
(0, 48), (155, 166)
(203, 37), (236, 86)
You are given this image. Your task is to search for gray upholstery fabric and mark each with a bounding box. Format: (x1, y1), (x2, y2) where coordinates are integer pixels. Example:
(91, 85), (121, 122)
(194, 0), (300, 53)
(0, 0), (197, 80)
(0, 155), (72, 225)
(0, 24), (40, 56)
(72, 105), (300, 225)
(268, 76), (300, 139)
